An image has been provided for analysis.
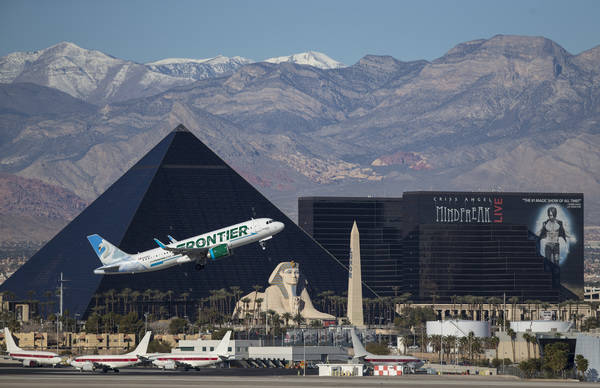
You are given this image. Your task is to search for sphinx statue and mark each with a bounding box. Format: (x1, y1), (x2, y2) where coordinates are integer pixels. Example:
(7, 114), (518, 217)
(233, 261), (335, 321)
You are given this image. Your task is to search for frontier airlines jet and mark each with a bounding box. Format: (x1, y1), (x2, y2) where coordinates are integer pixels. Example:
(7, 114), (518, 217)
(88, 218), (284, 274)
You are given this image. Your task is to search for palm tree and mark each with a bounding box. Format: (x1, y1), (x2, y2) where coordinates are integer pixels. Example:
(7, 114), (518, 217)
(143, 289), (153, 314)
(429, 335), (442, 362)
(522, 332), (532, 360)
(292, 312), (305, 327)
(506, 328), (517, 363)
(488, 297), (502, 325)
(490, 335), (500, 361)
(508, 296), (519, 322)
(120, 288), (132, 314)
(130, 290), (141, 316)
(282, 312), (292, 328)
(180, 292), (190, 318)
(255, 298), (264, 326)
(165, 290), (174, 317)
(230, 286), (242, 310)
(251, 285), (262, 325)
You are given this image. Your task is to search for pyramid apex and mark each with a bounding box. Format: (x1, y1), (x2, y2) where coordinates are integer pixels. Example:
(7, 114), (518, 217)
(173, 124), (190, 133)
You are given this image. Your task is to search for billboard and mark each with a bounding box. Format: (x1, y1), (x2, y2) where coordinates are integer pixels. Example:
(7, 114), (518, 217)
(420, 192), (584, 298)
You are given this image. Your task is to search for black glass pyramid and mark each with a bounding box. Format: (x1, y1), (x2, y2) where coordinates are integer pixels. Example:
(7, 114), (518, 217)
(1, 125), (348, 316)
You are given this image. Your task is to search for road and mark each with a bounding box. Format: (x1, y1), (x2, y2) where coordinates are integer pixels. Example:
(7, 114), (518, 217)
(0, 367), (593, 388)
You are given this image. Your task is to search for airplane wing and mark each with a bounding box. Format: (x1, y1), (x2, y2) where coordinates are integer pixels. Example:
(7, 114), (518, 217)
(174, 360), (194, 368)
(153, 239), (210, 261)
(96, 263), (122, 273)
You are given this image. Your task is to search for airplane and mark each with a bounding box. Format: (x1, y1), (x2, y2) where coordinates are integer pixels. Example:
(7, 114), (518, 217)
(3, 327), (62, 367)
(88, 218), (284, 275)
(351, 329), (424, 370)
(150, 330), (232, 370)
(69, 331), (151, 372)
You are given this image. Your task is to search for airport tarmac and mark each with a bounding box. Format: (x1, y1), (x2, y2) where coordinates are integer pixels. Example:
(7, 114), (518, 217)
(0, 367), (592, 388)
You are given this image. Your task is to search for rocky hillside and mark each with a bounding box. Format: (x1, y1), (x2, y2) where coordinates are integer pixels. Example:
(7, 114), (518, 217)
(0, 35), (598, 235)
(0, 173), (87, 245)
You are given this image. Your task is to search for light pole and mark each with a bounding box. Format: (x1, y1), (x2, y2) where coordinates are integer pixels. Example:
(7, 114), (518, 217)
(144, 312), (149, 333)
(302, 329), (306, 377)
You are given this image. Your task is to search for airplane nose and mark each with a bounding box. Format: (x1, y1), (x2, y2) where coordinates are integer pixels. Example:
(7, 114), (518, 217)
(273, 221), (284, 233)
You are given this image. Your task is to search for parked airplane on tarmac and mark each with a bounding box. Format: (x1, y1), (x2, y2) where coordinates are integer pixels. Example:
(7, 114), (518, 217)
(89, 218), (284, 275)
(351, 329), (424, 369)
(3, 327), (62, 367)
(150, 330), (232, 370)
(69, 331), (151, 372)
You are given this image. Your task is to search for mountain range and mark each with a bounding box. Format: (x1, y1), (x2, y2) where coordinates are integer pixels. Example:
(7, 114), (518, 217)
(0, 35), (599, 249)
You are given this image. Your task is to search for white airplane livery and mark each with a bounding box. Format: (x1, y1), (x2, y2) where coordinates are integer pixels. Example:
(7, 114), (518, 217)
(69, 331), (151, 372)
(351, 329), (424, 369)
(3, 327), (62, 367)
(89, 218), (284, 274)
(150, 330), (232, 370)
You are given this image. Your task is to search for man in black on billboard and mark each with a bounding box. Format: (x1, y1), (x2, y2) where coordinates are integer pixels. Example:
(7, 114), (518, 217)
(538, 206), (567, 265)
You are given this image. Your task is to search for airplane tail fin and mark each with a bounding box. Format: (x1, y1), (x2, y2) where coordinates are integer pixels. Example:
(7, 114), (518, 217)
(128, 331), (152, 356)
(350, 328), (368, 358)
(87, 234), (130, 266)
(3, 327), (22, 353)
(214, 330), (232, 358)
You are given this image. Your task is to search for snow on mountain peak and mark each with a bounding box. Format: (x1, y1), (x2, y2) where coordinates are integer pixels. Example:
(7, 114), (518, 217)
(263, 51), (346, 69)
(146, 55), (252, 66)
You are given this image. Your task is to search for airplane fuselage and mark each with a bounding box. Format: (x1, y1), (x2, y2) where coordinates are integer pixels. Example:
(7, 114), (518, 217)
(70, 355), (140, 371)
(152, 354), (221, 369)
(9, 351), (62, 367)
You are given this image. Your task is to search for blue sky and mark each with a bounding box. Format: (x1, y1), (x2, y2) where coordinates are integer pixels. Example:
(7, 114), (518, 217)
(1, 0), (599, 65)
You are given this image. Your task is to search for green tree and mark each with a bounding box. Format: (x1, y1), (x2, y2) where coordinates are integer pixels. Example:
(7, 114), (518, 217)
(85, 313), (101, 333)
(518, 358), (541, 378)
(543, 342), (569, 378)
(169, 317), (187, 334)
(366, 342), (390, 355)
(148, 339), (171, 353)
(119, 312), (143, 334)
(575, 354), (589, 380)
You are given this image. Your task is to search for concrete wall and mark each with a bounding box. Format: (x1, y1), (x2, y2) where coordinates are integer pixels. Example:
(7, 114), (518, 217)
(575, 334), (600, 382)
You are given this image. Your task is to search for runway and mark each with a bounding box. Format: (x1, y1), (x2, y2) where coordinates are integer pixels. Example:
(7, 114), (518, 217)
(0, 367), (591, 388)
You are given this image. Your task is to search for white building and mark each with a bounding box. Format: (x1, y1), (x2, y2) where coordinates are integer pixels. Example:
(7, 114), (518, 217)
(510, 320), (572, 333)
(426, 320), (490, 338)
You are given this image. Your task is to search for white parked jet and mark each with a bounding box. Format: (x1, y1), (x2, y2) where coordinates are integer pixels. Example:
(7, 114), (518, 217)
(3, 327), (62, 367)
(351, 329), (424, 369)
(89, 218), (284, 274)
(69, 331), (151, 372)
(151, 330), (232, 370)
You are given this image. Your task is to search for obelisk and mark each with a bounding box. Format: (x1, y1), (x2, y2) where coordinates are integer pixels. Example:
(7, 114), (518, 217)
(347, 221), (364, 327)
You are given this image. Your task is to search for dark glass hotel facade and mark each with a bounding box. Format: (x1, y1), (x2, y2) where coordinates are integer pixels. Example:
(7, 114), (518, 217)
(299, 192), (584, 302)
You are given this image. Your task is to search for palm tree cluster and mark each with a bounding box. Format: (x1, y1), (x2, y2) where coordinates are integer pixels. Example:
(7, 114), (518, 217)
(424, 331), (499, 365)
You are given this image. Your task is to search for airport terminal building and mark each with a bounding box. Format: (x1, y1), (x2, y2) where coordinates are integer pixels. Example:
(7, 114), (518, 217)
(299, 192), (584, 303)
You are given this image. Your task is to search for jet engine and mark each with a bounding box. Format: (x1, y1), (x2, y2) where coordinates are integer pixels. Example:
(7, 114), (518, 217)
(207, 244), (231, 260)
(82, 362), (95, 371)
(22, 359), (36, 367)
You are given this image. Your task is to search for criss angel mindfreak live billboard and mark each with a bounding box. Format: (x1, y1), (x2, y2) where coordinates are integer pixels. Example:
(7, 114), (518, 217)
(422, 192), (584, 298)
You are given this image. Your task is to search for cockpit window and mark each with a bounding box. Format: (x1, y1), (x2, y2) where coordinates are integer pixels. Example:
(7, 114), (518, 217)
(266, 220), (272, 224)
